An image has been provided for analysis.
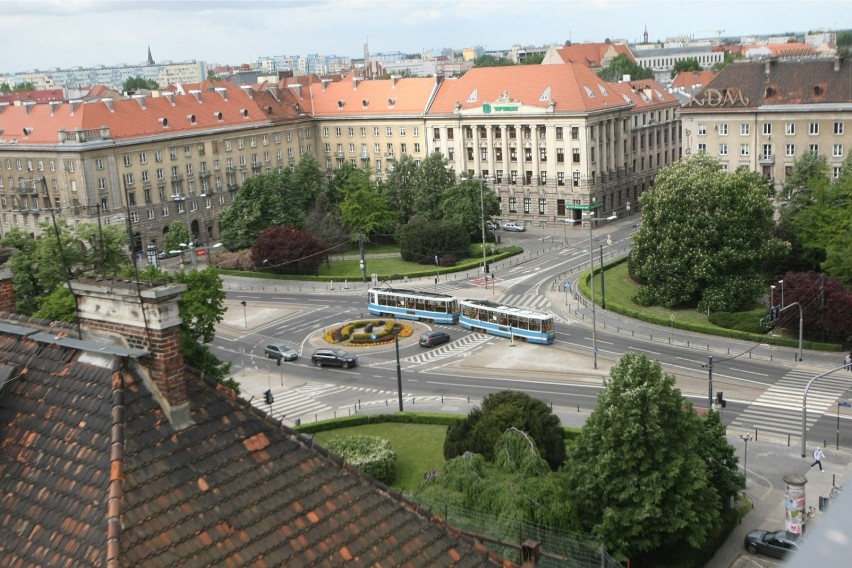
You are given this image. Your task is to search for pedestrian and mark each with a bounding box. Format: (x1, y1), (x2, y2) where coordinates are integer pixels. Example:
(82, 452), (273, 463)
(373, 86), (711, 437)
(810, 447), (826, 472)
(845, 352), (852, 372)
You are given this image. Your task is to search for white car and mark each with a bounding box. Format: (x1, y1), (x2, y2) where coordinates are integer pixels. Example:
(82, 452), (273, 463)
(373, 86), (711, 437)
(502, 222), (526, 232)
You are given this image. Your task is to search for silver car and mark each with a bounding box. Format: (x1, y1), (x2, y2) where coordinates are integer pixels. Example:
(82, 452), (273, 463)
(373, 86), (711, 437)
(502, 222), (526, 232)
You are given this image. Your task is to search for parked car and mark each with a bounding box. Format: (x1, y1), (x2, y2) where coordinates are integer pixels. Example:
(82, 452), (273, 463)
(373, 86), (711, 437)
(264, 344), (299, 362)
(311, 348), (358, 368)
(419, 330), (451, 347)
(744, 529), (800, 559)
(486, 221), (500, 231)
(502, 222), (526, 232)
(157, 250), (182, 259)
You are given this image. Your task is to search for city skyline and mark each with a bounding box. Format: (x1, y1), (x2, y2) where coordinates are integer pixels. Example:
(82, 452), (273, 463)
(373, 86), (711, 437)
(2, 0), (849, 74)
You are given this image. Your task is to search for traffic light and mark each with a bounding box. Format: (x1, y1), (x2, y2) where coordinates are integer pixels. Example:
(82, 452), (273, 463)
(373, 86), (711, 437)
(716, 391), (726, 408)
(264, 390), (274, 405)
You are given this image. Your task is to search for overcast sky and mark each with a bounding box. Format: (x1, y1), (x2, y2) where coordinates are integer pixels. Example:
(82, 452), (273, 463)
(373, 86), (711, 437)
(2, 0), (848, 73)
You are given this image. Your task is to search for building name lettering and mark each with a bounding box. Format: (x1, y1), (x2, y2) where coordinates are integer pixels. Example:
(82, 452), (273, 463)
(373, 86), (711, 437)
(483, 102), (519, 113)
(690, 88), (749, 107)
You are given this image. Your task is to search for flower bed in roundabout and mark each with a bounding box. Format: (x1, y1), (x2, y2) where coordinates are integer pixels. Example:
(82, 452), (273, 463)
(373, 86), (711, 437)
(322, 319), (414, 347)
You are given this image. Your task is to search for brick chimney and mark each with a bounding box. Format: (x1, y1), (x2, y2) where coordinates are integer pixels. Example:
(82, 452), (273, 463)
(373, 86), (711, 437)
(0, 247), (16, 313)
(69, 277), (192, 429)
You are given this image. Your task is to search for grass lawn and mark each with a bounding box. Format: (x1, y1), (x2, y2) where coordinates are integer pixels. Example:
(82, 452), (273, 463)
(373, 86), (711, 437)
(314, 423), (448, 491)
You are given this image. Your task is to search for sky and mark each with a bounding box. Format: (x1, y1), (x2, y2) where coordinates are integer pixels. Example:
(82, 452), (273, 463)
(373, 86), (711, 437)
(1, 0), (849, 73)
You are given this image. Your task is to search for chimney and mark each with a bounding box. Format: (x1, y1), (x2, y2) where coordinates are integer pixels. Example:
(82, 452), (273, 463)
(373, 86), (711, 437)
(68, 277), (193, 429)
(0, 252), (16, 313)
(835, 54), (842, 72)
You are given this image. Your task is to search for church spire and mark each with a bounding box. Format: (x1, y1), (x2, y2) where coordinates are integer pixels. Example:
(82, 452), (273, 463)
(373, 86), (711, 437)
(147, 45), (155, 65)
(643, 23), (648, 44)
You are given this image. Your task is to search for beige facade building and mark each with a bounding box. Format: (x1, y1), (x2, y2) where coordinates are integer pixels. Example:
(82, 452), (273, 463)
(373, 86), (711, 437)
(681, 57), (852, 188)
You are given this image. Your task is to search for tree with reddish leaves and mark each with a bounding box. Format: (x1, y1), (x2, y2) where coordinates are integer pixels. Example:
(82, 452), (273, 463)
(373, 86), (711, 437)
(250, 226), (327, 276)
(775, 271), (852, 344)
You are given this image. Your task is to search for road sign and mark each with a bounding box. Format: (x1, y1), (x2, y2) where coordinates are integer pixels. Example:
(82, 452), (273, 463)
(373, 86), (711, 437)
(840, 402), (852, 408)
(563, 281), (571, 290)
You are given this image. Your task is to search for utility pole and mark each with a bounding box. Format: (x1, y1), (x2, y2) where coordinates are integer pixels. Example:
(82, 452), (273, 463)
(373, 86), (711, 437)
(599, 244), (606, 310)
(359, 228), (367, 282)
(706, 355), (714, 409)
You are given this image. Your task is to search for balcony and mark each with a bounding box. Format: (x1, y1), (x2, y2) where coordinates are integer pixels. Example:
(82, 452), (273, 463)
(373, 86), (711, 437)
(225, 166), (236, 173)
(360, 151), (369, 159)
(227, 183), (239, 192)
(335, 151), (344, 158)
(199, 170), (210, 178)
(759, 154), (775, 164)
(171, 174), (183, 181)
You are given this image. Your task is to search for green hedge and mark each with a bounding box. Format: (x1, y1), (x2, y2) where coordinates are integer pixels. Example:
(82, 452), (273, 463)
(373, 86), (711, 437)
(579, 258), (842, 352)
(295, 412), (466, 434)
(323, 435), (398, 485)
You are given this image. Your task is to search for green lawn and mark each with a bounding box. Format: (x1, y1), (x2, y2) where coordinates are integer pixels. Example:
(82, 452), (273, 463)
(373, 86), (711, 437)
(314, 423), (448, 491)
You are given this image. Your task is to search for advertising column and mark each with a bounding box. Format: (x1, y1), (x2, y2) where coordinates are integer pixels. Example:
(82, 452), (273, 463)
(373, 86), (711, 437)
(783, 473), (807, 535)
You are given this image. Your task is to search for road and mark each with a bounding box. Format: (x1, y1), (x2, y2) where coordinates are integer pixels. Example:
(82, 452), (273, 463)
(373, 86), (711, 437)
(210, 220), (852, 449)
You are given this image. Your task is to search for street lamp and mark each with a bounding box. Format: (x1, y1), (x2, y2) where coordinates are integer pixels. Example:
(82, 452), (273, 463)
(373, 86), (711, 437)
(740, 433), (753, 489)
(836, 401), (851, 450)
(626, 199), (631, 216)
(585, 210), (616, 369)
(778, 279), (784, 309)
(479, 176), (494, 276)
(770, 284), (776, 309)
(240, 300), (247, 329)
(393, 317), (403, 412)
(173, 195), (197, 270)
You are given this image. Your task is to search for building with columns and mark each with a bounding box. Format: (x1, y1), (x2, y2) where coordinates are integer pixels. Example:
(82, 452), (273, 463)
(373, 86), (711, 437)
(426, 63), (681, 224)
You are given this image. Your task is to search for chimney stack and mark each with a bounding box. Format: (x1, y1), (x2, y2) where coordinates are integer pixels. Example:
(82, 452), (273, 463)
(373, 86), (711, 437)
(69, 278), (192, 429)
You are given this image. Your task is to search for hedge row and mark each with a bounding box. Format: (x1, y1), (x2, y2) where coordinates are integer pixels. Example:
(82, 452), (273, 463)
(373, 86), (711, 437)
(579, 258), (842, 352)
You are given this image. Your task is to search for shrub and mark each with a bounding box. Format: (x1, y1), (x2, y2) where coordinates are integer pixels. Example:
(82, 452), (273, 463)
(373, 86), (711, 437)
(212, 249), (255, 270)
(709, 311), (771, 334)
(323, 435), (397, 485)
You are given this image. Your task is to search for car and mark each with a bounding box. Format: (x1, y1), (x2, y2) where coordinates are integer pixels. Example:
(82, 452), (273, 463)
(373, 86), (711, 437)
(502, 222), (526, 232)
(486, 221), (500, 231)
(311, 348), (358, 368)
(157, 250), (182, 259)
(744, 529), (800, 559)
(419, 330), (451, 347)
(264, 344), (299, 362)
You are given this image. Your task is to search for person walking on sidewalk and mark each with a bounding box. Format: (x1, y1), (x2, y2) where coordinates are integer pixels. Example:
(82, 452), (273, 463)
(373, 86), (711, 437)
(845, 352), (852, 371)
(810, 447), (826, 471)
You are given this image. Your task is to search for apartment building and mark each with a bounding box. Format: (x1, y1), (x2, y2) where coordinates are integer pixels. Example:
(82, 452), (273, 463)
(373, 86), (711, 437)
(301, 75), (438, 179)
(680, 57), (852, 187)
(426, 63), (681, 225)
(0, 82), (311, 252)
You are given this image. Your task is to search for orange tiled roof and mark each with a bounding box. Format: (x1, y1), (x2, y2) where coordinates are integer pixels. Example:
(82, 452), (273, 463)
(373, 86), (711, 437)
(0, 81), (304, 146)
(308, 75), (438, 116)
(428, 63), (635, 115)
(552, 42), (635, 67)
(671, 70), (718, 90)
(608, 79), (681, 109)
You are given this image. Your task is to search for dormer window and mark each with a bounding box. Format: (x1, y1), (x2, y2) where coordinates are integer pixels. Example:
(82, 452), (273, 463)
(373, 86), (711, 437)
(338, 100), (346, 108)
(466, 89), (478, 103)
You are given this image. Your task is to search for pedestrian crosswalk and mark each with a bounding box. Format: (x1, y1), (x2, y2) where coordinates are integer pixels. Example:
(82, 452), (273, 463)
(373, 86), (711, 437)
(495, 293), (552, 312)
(730, 368), (849, 437)
(250, 386), (333, 423)
(396, 333), (492, 368)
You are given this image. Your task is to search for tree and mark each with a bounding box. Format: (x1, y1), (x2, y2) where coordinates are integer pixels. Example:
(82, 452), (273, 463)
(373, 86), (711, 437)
(712, 51), (739, 71)
(398, 219), (470, 265)
(302, 194), (351, 251)
(473, 54), (515, 67)
(629, 153), (789, 312)
(772, 271), (852, 343)
(697, 410), (745, 513)
(379, 154), (420, 225)
(413, 152), (456, 222)
(670, 58), (703, 79)
(415, 429), (580, 535)
(440, 177), (501, 242)
(597, 54), (653, 82)
(338, 168), (396, 235)
(566, 354), (721, 563)
(250, 226), (327, 275)
(163, 220), (192, 253)
(444, 390), (566, 470)
(122, 76), (160, 93)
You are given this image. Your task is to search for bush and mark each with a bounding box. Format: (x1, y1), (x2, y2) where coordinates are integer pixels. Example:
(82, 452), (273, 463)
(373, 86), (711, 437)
(399, 219), (470, 264)
(323, 435), (397, 485)
(212, 249), (255, 270)
(709, 310), (771, 334)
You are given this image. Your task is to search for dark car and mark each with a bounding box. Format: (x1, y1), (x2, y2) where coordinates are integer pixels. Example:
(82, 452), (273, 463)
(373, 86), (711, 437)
(157, 250), (182, 259)
(311, 348), (358, 368)
(744, 529), (800, 559)
(264, 343), (299, 362)
(419, 331), (451, 347)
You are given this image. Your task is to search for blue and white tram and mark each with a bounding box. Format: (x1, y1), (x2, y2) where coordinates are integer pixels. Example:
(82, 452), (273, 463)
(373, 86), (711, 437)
(458, 299), (555, 344)
(367, 288), (460, 324)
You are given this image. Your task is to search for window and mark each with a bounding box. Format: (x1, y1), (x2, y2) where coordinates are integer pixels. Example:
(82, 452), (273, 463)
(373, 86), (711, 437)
(718, 124), (728, 135)
(740, 123), (750, 135)
(785, 144), (795, 157)
(556, 148), (565, 163)
(831, 143), (843, 157)
(124, 154), (132, 166)
(834, 166), (842, 178)
(124, 173), (134, 186)
(386, 127), (393, 136)
(834, 122), (845, 135)
(698, 143), (707, 153)
(785, 123), (795, 135)
(185, 145), (193, 156)
(697, 124), (707, 136)
(185, 163), (193, 175)
(274, 133), (281, 144)
(556, 127), (563, 140)
(98, 178), (107, 190)
(557, 172), (565, 186)
(763, 123), (772, 135)
(523, 198), (531, 214)
(400, 143), (407, 154)
(571, 126), (579, 140)
(809, 123), (819, 135)
(414, 143), (421, 153)
(573, 172), (581, 186)
(719, 143), (728, 156)
(480, 148), (488, 161)
(262, 134), (269, 145)
(96, 158), (104, 171)
(447, 128), (454, 140)
(155, 150), (163, 162)
(399, 127), (406, 136)
(809, 144), (819, 155)
(347, 127), (354, 137)
(128, 192), (137, 207)
(433, 128), (441, 140)
(142, 170), (150, 182)
(509, 197), (516, 212)
(538, 198), (546, 214)
(66, 160), (75, 173)
(740, 144), (750, 156)
(539, 148), (547, 161)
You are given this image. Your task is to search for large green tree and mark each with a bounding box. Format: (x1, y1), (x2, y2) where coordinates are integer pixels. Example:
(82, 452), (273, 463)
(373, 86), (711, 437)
(379, 154), (420, 225)
(338, 167), (396, 235)
(566, 354), (723, 563)
(122, 76), (159, 92)
(443, 390), (566, 470)
(163, 220), (192, 253)
(630, 153), (788, 312)
(597, 54), (654, 82)
(415, 429), (579, 534)
(439, 176), (501, 242)
(414, 152), (456, 222)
